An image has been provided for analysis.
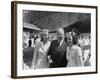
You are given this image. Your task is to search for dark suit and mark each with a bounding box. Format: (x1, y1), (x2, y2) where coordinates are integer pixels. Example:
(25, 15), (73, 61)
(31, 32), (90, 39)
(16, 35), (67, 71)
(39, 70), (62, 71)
(48, 39), (67, 68)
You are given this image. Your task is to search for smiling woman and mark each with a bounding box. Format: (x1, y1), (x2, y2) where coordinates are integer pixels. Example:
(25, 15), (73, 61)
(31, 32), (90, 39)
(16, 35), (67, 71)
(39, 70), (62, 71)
(11, 1), (97, 78)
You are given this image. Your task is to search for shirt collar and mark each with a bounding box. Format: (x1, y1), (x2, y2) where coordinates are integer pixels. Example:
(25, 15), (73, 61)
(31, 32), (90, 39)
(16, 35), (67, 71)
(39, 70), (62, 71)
(59, 39), (64, 47)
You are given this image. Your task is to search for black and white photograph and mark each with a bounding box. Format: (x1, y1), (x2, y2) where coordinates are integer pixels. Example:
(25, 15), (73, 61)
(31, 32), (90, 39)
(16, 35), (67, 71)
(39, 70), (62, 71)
(11, 1), (97, 78)
(23, 10), (91, 69)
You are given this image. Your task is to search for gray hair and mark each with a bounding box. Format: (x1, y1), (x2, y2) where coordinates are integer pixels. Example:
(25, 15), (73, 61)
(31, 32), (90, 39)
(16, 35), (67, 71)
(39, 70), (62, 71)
(56, 28), (64, 34)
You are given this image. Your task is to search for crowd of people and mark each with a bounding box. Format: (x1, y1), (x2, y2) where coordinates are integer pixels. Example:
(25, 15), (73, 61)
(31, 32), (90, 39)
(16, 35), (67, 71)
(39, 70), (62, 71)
(24, 28), (91, 69)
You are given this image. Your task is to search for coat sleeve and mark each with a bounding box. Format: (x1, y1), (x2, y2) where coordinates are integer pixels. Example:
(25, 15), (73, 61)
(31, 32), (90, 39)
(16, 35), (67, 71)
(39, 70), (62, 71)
(75, 47), (83, 67)
(47, 41), (53, 56)
(47, 41), (53, 63)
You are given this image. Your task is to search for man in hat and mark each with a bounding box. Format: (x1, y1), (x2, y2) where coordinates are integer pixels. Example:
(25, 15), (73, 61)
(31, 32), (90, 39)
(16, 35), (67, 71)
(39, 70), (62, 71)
(71, 28), (80, 37)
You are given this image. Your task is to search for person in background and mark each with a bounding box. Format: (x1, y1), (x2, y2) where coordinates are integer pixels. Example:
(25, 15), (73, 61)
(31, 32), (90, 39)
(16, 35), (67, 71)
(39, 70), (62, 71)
(71, 28), (80, 37)
(78, 36), (85, 59)
(28, 36), (32, 47)
(84, 48), (91, 66)
(34, 35), (37, 44)
(31, 29), (51, 69)
(66, 32), (84, 67)
(84, 36), (91, 66)
(48, 28), (67, 68)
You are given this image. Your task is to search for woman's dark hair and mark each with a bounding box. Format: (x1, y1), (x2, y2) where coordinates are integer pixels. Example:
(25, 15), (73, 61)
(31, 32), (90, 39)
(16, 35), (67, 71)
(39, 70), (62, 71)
(65, 32), (79, 45)
(65, 36), (68, 44)
(72, 35), (78, 44)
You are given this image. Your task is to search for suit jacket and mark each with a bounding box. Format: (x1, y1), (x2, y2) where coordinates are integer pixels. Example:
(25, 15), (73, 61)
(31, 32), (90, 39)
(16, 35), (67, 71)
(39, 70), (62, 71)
(48, 39), (67, 68)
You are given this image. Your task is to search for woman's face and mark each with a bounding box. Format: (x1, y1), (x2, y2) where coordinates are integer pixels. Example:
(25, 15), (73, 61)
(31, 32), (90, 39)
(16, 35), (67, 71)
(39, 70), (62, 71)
(66, 34), (73, 45)
(42, 33), (48, 42)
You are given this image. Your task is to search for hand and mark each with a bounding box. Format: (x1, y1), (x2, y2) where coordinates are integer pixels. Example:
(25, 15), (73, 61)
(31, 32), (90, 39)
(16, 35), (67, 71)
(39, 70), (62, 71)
(49, 59), (53, 64)
(48, 56), (53, 64)
(31, 63), (35, 69)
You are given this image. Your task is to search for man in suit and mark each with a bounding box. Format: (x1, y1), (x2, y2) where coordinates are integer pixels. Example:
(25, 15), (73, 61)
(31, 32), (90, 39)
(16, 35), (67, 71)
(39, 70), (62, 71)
(48, 28), (67, 68)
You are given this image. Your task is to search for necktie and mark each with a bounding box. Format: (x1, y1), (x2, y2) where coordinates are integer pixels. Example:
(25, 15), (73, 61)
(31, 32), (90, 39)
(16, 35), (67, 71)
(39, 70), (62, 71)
(58, 40), (60, 47)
